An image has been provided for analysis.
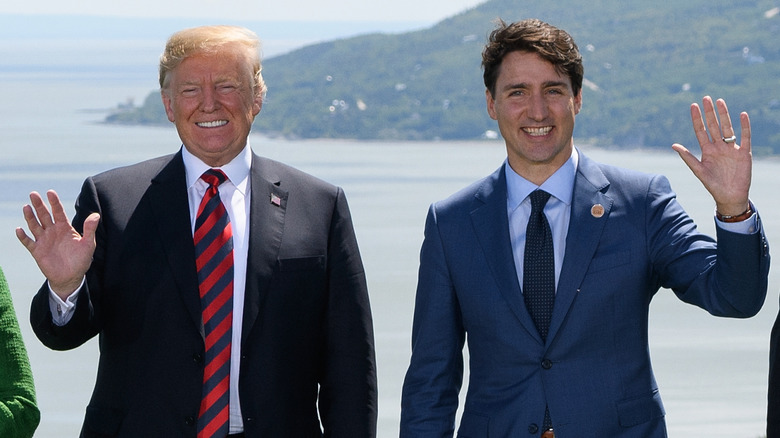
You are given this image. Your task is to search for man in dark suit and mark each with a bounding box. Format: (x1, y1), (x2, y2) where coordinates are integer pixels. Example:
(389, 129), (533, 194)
(400, 19), (769, 437)
(16, 25), (377, 437)
(769, 314), (780, 436)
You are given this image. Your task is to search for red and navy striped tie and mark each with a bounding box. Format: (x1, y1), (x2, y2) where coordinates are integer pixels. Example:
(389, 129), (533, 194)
(195, 169), (233, 438)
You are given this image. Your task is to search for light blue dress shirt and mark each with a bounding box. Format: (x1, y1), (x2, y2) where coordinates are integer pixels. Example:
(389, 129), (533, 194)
(506, 148), (758, 294)
(506, 149), (578, 292)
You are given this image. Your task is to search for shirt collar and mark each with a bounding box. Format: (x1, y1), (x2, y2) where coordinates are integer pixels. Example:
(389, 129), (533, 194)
(506, 147), (578, 211)
(182, 144), (252, 196)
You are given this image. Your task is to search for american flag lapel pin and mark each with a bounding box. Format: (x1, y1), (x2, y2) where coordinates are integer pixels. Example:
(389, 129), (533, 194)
(270, 193), (282, 207)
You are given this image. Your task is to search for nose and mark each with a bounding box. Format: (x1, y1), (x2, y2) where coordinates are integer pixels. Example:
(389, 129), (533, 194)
(200, 87), (220, 112)
(527, 93), (549, 121)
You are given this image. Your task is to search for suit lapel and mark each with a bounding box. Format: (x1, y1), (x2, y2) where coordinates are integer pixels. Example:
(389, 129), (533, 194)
(471, 164), (542, 342)
(547, 152), (612, 344)
(147, 152), (203, 336)
(241, 154), (287, 346)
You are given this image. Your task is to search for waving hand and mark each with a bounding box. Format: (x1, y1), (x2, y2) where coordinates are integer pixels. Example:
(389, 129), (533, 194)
(16, 190), (100, 300)
(672, 96), (752, 217)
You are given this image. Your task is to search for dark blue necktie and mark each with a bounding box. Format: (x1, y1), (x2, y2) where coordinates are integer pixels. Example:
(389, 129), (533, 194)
(523, 189), (555, 433)
(523, 189), (555, 341)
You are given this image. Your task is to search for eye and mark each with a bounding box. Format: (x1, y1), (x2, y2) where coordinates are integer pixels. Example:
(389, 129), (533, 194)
(218, 84), (238, 94)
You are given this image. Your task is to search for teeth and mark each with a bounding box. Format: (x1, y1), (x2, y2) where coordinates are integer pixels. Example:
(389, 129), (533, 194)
(197, 120), (228, 128)
(524, 126), (552, 136)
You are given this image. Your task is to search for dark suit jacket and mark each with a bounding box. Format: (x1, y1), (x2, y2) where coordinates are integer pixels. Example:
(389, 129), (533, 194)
(30, 151), (377, 437)
(400, 150), (770, 437)
(769, 309), (780, 437)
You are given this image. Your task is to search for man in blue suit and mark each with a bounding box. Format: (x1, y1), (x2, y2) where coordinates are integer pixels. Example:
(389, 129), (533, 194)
(400, 19), (769, 437)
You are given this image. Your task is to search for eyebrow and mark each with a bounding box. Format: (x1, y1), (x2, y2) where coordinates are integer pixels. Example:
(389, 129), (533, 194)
(178, 76), (241, 86)
(502, 80), (570, 91)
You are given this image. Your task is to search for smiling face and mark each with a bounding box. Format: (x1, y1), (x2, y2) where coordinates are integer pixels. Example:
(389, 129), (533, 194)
(161, 42), (262, 167)
(486, 50), (582, 185)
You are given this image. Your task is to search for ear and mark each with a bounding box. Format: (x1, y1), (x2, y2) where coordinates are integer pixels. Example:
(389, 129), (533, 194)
(573, 88), (583, 115)
(486, 89), (498, 120)
(161, 90), (175, 123)
(252, 92), (263, 116)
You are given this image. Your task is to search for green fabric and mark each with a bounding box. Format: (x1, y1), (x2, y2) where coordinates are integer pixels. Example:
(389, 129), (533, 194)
(0, 267), (40, 437)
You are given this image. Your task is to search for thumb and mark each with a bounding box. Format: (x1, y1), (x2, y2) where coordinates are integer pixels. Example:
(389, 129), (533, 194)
(672, 143), (700, 174)
(81, 213), (101, 243)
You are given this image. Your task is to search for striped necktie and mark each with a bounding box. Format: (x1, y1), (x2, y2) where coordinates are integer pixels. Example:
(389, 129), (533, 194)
(195, 169), (233, 438)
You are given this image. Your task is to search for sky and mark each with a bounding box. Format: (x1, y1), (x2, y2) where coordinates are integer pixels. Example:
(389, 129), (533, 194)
(1, 0), (486, 23)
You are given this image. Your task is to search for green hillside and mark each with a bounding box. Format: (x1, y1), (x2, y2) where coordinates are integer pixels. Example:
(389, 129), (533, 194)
(108, 0), (780, 154)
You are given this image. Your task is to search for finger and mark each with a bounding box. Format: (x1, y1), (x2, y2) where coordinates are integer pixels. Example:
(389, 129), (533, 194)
(21, 204), (44, 238)
(15, 227), (34, 251)
(27, 191), (44, 211)
(715, 98), (735, 140)
(689, 103), (711, 147)
(701, 96), (722, 143)
(29, 191), (54, 228)
(46, 190), (71, 224)
(740, 111), (751, 152)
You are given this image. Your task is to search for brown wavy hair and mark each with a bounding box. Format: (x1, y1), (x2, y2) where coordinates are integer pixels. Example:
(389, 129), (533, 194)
(482, 18), (583, 98)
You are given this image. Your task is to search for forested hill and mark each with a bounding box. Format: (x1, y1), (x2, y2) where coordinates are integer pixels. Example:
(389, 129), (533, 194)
(107, 0), (780, 154)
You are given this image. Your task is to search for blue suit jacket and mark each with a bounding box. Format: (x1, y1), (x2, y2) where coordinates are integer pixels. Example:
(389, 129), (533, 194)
(400, 151), (769, 437)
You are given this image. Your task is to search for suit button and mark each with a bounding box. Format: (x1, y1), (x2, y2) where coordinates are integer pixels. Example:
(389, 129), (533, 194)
(529, 423), (539, 434)
(541, 359), (553, 369)
(193, 353), (203, 363)
(184, 416), (195, 426)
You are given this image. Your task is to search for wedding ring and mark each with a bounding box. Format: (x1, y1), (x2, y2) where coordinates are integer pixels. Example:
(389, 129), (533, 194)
(722, 135), (737, 143)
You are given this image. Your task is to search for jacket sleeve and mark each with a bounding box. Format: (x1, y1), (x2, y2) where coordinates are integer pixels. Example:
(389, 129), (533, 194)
(648, 174), (770, 317)
(317, 188), (378, 437)
(29, 177), (103, 351)
(400, 205), (465, 438)
(0, 268), (41, 438)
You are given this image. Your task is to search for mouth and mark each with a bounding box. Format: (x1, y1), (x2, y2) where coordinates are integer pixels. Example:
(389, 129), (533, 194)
(523, 126), (553, 137)
(196, 120), (228, 128)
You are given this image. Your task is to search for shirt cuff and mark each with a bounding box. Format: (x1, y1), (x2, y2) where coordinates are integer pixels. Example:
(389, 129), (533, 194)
(47, 277), (85, 326)
(715, 211), (759, 234)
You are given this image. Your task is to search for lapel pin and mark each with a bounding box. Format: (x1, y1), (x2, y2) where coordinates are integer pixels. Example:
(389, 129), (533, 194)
(591, 204), (605, 218)
(270, 193), (282, 207)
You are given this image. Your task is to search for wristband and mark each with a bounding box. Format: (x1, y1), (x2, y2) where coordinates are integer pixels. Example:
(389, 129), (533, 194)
(716, 202), (753, 223)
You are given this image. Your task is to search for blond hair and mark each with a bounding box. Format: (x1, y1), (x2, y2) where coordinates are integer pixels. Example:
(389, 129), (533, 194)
(159, 25), (267, 99)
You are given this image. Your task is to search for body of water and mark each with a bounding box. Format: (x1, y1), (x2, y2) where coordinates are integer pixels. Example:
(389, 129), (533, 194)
(2, 38), (779, 437)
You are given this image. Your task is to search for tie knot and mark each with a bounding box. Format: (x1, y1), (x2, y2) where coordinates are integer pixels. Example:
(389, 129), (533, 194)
(529, 190), (551, 213)
(201, 169), (228, 188)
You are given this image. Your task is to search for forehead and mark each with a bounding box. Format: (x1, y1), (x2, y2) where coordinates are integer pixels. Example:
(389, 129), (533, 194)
(497, 51), (572, 88)
(171, 45), (252, 82)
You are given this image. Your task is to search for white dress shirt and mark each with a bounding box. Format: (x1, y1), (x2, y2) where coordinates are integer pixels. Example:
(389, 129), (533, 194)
(183, 145), (250, 433)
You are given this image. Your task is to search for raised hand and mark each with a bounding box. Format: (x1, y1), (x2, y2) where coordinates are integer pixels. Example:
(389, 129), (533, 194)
(16, 190), (100, 300)
(672, 96), (752, 217)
